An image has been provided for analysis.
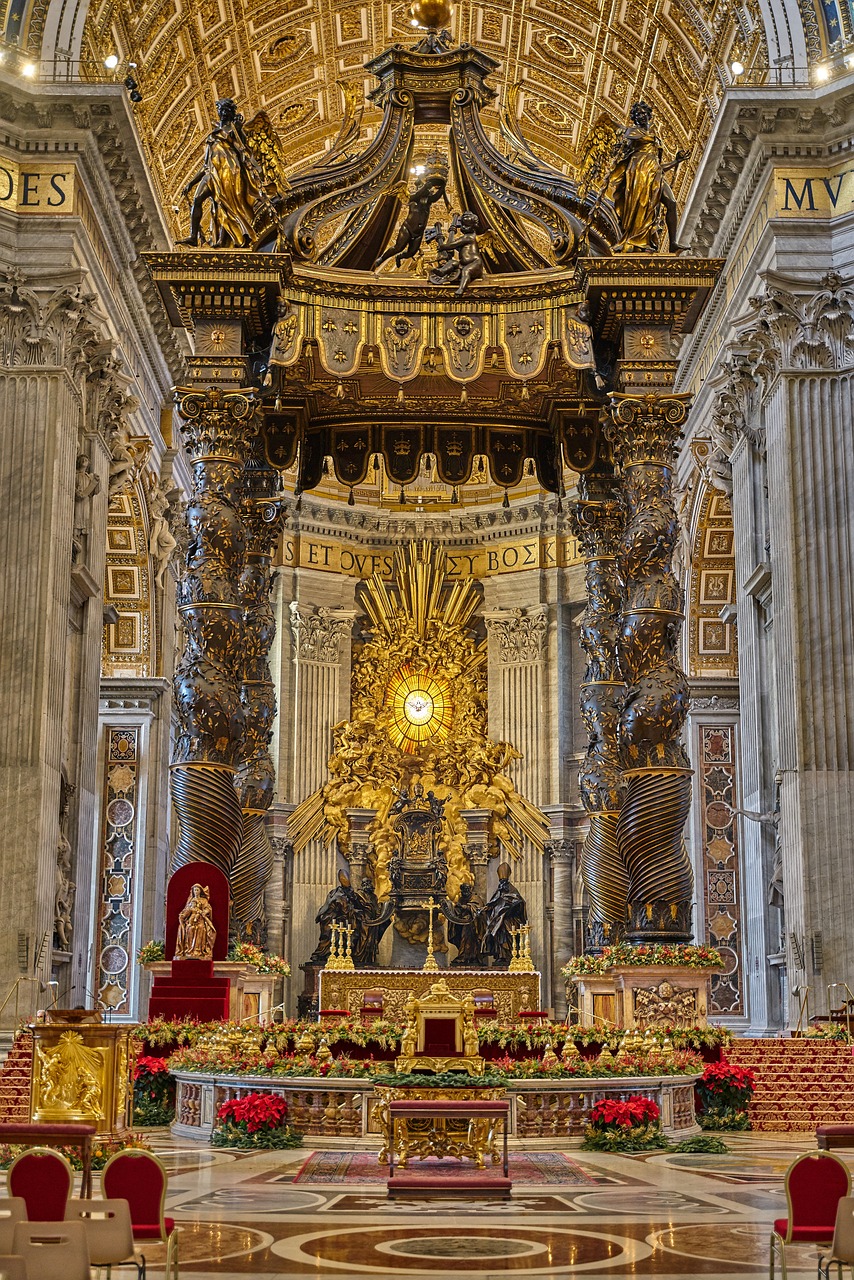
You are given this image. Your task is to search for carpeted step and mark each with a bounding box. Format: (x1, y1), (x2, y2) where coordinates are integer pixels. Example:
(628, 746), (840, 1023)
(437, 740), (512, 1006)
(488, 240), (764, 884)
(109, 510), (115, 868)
(728, 1038), (854, 1131)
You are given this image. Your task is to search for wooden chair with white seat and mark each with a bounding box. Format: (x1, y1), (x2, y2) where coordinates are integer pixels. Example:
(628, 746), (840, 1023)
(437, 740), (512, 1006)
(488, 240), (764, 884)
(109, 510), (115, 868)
(819, 1195), (854, 1279)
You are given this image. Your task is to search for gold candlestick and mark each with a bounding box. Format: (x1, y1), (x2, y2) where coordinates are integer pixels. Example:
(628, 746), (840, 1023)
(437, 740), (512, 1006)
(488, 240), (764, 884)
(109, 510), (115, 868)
(422, 897), (440, 971)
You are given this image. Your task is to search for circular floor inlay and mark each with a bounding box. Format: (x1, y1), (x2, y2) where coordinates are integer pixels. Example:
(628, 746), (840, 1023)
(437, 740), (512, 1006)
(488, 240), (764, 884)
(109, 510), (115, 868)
(651, 1223), (816, 1270)
(378, 1236), (543, 1259)
(271, 1224), (644, 1273)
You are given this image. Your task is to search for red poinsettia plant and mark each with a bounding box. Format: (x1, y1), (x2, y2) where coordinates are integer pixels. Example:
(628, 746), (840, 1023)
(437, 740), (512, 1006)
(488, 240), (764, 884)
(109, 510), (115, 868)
(695, 1059), (755, 1130)
(132, 1056), (175, 1127)
(589, 1096), (660, 1130)
(583, 1094), (666, 1151)
(212, 1091), (302, 1150)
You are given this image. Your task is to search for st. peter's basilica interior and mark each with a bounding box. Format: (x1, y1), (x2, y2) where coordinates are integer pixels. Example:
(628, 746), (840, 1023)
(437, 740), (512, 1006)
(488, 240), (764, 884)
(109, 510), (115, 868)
(0, 0), (851, 1271)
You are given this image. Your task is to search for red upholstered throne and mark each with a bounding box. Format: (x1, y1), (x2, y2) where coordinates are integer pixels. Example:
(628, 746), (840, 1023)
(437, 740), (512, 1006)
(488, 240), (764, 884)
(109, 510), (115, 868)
(148, 863), (231, 1022)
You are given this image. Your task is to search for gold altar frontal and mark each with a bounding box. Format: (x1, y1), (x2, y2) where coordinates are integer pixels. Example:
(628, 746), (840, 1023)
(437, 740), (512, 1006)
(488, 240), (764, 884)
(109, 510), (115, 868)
(318, 968), (541, 1022)
(31, 1018), (135, 1134)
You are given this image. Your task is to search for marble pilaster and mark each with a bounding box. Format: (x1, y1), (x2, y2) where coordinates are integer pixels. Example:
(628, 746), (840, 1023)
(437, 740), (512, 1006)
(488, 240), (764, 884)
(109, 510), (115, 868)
(286, 604), (356, 984)
(484, 605), (551, 1006)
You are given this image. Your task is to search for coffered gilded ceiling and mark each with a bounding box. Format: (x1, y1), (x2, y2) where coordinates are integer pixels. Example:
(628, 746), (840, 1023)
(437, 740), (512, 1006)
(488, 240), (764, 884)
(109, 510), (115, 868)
(80, 0), (767, 242)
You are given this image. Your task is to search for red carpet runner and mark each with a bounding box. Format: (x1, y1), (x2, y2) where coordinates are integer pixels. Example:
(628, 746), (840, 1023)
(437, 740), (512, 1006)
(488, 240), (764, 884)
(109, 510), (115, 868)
(728, 1038), (854, 1131)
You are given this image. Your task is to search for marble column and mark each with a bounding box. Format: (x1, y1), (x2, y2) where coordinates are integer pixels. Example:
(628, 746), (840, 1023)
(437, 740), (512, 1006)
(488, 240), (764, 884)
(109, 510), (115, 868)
(721, 272), (854, 1025)
(569, 471), (628, 949)
(232, 450), (286, 944)
(548, 838), (576, 1019)
(0, 282), (108, 1026)
(607, 393), (695, 941)
(170, 388), (255, 888)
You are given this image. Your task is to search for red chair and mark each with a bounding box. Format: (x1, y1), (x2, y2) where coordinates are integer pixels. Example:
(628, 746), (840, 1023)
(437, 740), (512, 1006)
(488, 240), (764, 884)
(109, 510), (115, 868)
(770, 1150), (851, 1278)
(103, 1148), (179, 1278)
(8, 1147), (73, 1221)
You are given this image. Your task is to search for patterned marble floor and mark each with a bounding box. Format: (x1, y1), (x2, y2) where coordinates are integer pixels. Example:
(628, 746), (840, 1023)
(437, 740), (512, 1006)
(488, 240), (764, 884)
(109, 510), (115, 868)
(126, 1131), (850, 1279)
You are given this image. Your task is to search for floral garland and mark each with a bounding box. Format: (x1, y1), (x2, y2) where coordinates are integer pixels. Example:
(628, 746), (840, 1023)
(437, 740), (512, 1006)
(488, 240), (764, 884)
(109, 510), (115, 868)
(227, 942), (291, 977)
(136, 940), (165, 964)
(562, 942), (723, 978)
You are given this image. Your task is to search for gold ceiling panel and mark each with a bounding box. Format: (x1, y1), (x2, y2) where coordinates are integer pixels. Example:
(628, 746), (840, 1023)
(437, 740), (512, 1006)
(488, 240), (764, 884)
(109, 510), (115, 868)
(82, 0), (766, 241)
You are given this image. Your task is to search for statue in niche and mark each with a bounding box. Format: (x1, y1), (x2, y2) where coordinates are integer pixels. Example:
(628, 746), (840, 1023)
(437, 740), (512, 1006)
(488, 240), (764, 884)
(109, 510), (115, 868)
(611, 102), (689, 254)
(443, 882), (485, 967)
(54, 774), (76, 952)
(427, 211), (485, 295)
(177, 98), (262, 249)
(309, 870), (360, 963)
(146, 472), (179, 589)
(373, 158), (450, 271)
(481, 862), (527, 967)
(108, 424), (138, 499)
(174, 884), (217, 960)
(72, 453), (100, 562)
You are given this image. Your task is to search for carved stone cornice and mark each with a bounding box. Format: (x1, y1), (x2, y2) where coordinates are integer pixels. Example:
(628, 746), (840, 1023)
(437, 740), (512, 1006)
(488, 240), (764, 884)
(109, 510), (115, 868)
(289, 603), (351, 663)
(484, 606), (548, 663)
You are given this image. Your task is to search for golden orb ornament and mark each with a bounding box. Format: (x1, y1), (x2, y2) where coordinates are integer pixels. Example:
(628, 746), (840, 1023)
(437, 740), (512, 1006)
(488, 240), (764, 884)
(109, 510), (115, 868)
(408, 0), (453, 29)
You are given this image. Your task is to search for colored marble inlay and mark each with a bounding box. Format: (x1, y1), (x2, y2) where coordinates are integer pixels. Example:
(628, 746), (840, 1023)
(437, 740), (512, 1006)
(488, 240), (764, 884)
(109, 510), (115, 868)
(96, 726), (140, 1014)
(699, 723), (743, 1014)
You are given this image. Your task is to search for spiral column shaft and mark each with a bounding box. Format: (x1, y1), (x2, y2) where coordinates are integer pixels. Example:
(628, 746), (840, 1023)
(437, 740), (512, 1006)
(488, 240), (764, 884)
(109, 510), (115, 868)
(232, 453), (286, 943)
(607, 392), (694, 941)
(170, 388), (256, 885)
(570, 475), (628, 950)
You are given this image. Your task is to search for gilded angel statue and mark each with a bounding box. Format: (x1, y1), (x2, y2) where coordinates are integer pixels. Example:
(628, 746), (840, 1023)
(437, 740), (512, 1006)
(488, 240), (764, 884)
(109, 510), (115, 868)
(611, 102), (689, 253)
(177, 99), (290, 249)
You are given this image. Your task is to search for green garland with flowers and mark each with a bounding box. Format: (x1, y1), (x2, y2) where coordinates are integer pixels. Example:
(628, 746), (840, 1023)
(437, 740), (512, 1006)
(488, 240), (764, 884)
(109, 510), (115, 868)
(562, 942), (723, 978)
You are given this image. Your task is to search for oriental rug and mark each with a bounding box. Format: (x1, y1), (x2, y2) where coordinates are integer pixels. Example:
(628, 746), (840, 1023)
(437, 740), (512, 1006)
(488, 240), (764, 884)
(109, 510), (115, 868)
(294, 1150), (597, 1185)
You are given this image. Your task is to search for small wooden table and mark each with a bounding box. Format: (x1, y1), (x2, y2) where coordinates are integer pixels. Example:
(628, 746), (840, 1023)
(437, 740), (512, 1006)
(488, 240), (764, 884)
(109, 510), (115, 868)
(387, 1099), (510, 1178)
(0, 1123), (96, 1196)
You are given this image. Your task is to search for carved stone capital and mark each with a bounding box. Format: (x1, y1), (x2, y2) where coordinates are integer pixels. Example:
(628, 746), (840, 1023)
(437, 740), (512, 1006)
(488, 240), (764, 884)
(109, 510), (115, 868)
(0, 276), (107, 377)
(289, 603), (351, 663)
(270, 836), (294, 860)
(548, 840), (576, 864)
(175, 387), (258, 465)
(606, 392), (691, 469)
(744, 270), (854, 374)
(485, 606), (548, 663)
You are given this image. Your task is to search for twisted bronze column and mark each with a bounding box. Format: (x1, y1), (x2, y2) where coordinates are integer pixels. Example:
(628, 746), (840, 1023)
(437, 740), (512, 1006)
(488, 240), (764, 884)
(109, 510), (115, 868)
(171, 388), (255, 885)
(607, 393), (694, 941)
(570, 471), (628, 950)
(232, 450), (286, 944)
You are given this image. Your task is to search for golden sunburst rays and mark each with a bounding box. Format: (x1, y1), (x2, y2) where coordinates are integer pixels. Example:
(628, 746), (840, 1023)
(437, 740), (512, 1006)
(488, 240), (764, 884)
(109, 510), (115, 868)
(286, 540), (551, 872)
(359, 541), (481, 643)
(386, 664), (454, 753)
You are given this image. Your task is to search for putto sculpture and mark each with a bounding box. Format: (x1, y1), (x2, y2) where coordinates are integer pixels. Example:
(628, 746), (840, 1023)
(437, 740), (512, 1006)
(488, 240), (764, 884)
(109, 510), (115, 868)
(373, 155), (451, 271)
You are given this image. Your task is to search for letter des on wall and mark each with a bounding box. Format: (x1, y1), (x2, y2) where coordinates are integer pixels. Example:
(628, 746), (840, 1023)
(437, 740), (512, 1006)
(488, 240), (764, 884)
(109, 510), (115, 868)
(0, 157), (75, 213)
